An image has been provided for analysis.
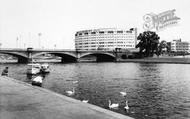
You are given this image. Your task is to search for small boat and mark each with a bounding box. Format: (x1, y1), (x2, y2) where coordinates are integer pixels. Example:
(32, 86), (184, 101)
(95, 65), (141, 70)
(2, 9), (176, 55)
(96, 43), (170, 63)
(31, 75), (43, 87)
(27, 63), (41, 75)
(40, 63), (50, 74)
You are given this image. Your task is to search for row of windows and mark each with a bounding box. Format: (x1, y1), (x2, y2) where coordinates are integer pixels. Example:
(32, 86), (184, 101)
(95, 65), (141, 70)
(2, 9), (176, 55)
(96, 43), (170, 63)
(172, 44), (189, 46)
(171, 46), (189, 48)
(76, 34), (135, 38)
(76, 38), (135, 41)
(76, 36), (135, 39)
(76, 41), (135, 44)
(171, 48), (189, 50)
(76, 39), (134, 42)
(79, 35), (135, 37)
(171, 43), (189, 45)
(75, 30), (134, 36)
(78, 45), (134, 48)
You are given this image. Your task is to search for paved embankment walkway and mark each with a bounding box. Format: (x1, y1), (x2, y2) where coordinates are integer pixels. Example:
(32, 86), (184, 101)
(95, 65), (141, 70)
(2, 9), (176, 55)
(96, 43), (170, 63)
(0, 76), (133, 119)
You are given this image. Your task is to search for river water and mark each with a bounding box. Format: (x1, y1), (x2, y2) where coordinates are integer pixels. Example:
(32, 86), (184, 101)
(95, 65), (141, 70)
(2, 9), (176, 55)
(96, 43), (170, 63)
(1, 62), (190, 119)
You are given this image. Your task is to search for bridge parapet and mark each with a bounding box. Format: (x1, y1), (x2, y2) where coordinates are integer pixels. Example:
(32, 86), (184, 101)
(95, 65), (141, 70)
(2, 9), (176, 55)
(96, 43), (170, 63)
(0, 48), (126, 63)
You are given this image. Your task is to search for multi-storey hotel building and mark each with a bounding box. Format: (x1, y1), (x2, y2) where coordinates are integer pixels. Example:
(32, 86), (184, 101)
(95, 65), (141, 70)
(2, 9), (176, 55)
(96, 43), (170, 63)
(75, 28), (137, 50)
(171, 39), (189, 52)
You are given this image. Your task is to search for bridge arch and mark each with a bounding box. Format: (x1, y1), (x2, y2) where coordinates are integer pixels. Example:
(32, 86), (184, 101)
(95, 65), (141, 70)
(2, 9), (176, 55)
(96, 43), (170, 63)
(32, 52), (77, 62)
(80, 52), (116, 62)
(0, 52), (28, 63)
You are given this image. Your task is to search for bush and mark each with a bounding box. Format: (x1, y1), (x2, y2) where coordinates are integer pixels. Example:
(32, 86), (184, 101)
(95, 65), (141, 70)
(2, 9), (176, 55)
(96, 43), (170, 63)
(121, 55), (127, 59)
(128, 55), (134, 59)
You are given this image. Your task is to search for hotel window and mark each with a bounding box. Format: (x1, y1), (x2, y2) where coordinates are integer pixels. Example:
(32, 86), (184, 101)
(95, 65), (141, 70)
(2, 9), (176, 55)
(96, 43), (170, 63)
(117, 31), (123, 33)
(99, 31), (104, 34)
(84, 32), (88, 35)
(126, 31), (132, 33)
(108, 31), (114, 33)
(99, 42), (104, 44)
(79, 33), (82, 35)
(91, 32), (96, 34)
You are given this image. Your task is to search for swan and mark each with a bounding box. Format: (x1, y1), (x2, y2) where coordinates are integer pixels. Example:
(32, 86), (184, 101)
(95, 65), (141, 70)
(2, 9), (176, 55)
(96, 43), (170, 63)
(120, 89), (127, 97)
(73, 80), (78, 84)
(124, 100), (129, 112)
(82, 100), (89, 103)
(108, 100), (119, 109)
(66, 88), (75, 96)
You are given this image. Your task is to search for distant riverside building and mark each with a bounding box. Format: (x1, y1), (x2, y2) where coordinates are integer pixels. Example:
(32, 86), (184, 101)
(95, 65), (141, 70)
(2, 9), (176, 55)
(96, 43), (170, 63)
(171, 39), (189, 52)
(75, 28), (137, 50)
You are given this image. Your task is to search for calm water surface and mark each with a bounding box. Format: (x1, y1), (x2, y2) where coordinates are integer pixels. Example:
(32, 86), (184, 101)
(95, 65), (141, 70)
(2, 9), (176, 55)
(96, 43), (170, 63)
(1, 62), (190, 119)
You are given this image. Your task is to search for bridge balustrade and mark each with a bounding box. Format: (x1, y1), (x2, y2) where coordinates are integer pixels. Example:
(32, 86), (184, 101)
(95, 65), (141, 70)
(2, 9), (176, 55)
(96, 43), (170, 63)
(0, 48), (121, 63)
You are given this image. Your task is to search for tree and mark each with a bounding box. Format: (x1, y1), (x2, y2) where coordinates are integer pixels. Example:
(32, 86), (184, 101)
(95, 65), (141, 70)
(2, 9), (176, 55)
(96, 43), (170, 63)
(158, 40), (167, 55)
(136, 31), (160, 57)
(158, 40), (172, 56)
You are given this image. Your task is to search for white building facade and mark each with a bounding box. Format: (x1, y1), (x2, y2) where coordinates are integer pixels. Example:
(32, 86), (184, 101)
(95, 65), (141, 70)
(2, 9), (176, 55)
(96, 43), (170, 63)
(171, 39), (189, 52)
(75, 28), (137, 50)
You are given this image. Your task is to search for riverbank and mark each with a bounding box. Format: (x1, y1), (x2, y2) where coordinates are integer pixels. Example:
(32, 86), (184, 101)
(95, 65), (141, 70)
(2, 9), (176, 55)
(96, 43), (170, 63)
(1, 57), (190, 64)
(119, 57), (190, 64)
(0, 76), (133, 119)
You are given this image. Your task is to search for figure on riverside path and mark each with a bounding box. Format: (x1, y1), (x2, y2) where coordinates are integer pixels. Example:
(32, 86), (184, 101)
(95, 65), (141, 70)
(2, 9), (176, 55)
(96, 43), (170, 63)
(1, 67), (9, 76)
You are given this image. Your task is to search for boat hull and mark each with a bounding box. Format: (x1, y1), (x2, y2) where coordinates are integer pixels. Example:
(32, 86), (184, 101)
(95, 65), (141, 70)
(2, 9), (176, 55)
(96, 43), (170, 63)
(31, 81), (42, 87)
(31, 76), (43, 87)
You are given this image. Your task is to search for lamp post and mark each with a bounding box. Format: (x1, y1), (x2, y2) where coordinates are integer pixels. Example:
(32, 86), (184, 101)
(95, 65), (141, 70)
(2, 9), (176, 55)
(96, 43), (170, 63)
(54, 44), (56, 50)
(16, 37), (19, 48)
(38, 33), (42, 49)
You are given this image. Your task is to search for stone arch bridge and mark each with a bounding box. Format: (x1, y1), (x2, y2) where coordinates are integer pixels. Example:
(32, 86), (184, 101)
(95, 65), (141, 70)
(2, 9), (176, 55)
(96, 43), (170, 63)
(0, 48), (127, 63)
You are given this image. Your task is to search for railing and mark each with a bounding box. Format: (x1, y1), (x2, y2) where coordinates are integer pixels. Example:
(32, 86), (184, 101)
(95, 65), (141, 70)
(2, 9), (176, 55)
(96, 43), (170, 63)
(0, 48), (76, 51)
(0, 48), (114, 52)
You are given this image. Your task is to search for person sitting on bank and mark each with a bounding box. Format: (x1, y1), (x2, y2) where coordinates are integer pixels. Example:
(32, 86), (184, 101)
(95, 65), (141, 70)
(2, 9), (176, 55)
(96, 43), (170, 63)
(1, 67), (9, 76)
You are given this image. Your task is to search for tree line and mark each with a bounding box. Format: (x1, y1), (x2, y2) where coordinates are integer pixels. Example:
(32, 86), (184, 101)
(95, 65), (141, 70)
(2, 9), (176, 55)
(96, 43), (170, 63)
(136, 31), (172, 58)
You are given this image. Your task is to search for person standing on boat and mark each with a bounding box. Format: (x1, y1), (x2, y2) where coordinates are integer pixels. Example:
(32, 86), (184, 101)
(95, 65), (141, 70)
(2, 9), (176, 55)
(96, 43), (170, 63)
(1, 67), (9, 76)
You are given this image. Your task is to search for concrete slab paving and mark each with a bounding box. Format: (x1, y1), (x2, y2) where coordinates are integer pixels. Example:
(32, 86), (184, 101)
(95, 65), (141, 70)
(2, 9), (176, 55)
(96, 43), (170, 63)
(0, 76), (133, 119)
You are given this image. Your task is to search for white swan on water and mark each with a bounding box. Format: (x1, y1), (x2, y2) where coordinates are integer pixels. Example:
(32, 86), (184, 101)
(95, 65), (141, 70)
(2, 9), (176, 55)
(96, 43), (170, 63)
(124, 100), (129, 112)
(82, 100), (89, 103)
(73, 80), (78, 84)
(66, 88), (75, 96)
(120, 89), (127, 97)
(108, 100), (119, 109)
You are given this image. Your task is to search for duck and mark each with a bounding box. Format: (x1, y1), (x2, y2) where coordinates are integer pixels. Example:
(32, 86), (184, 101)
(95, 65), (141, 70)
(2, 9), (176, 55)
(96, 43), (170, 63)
(120, 89), (127, 97)
(108, 99), (119, 109)
(82, 100), (89, 103)
(124, 100), (129, 112)
(66, 87), (75, 96)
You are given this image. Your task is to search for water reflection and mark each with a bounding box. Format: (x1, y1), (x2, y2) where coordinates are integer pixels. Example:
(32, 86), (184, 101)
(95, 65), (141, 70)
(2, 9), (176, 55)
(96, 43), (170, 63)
(133, 63), (190, 119)
(133, 63), (164, 118)
(1, 63), (190, 119)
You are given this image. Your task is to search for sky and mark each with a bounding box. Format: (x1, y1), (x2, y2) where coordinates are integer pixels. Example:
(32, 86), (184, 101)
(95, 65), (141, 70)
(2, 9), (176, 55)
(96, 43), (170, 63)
(0, 0), (189, 49)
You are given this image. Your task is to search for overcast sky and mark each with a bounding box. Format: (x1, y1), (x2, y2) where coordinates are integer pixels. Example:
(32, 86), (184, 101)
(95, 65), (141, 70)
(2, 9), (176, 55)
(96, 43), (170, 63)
(0, 0), (189, 49)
